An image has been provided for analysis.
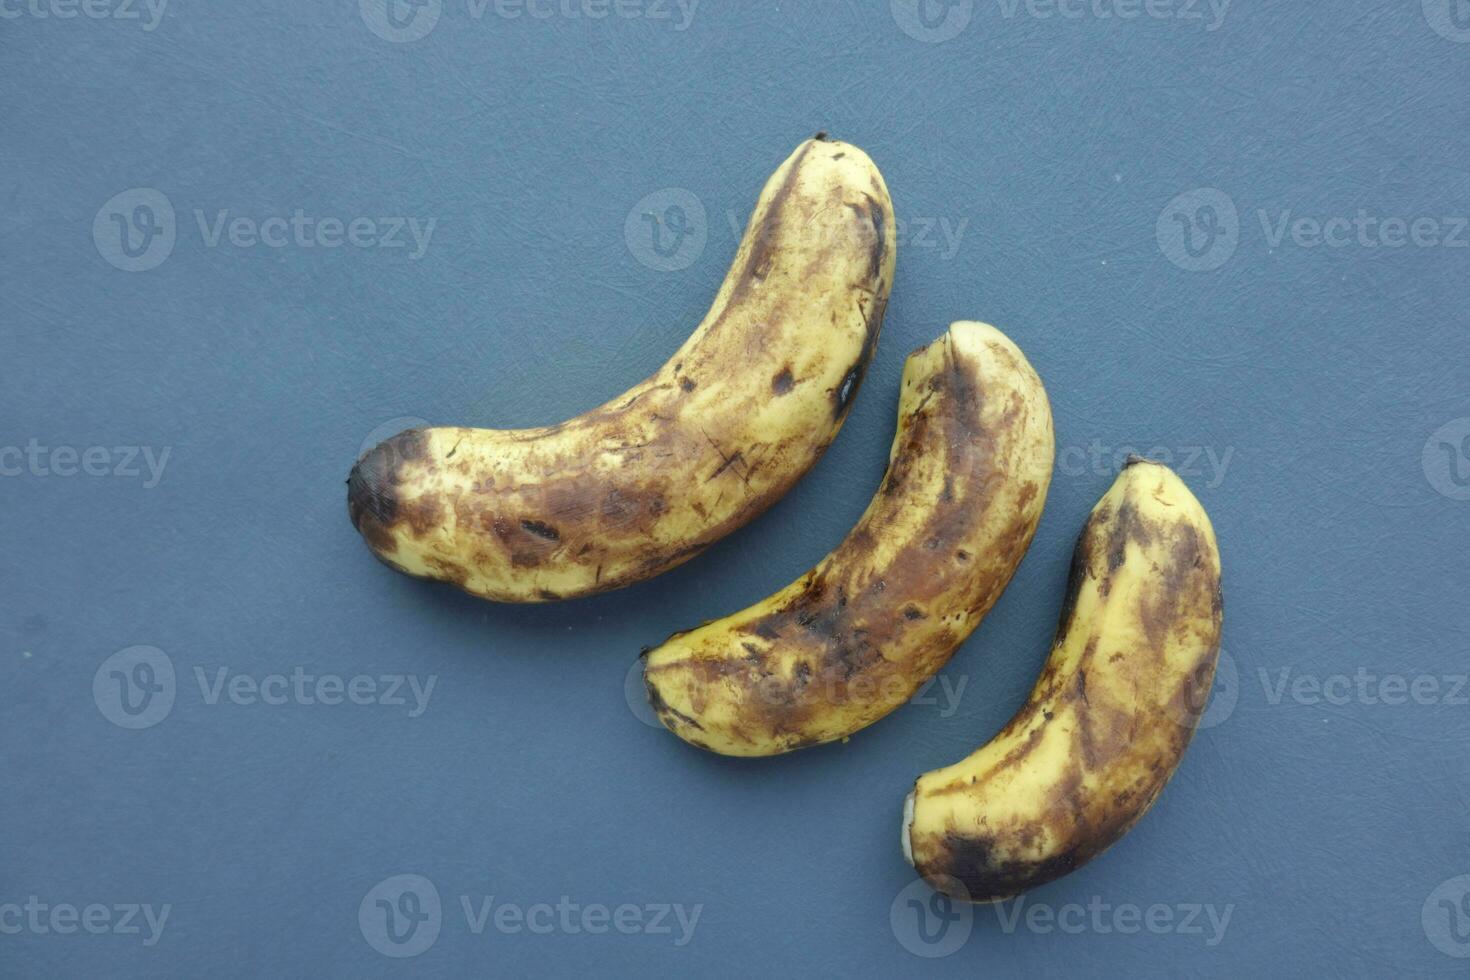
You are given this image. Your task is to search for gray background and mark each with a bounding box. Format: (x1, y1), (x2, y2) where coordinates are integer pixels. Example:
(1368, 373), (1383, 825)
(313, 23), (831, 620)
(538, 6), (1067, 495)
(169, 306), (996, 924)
(4, 0), (1469, 975)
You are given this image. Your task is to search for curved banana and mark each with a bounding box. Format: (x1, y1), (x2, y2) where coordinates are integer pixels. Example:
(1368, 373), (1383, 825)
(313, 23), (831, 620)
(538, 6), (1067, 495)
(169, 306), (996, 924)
(642, 322), (1054, 756)
(903, 459), (1223, 903)
(347, 135), (896, 602)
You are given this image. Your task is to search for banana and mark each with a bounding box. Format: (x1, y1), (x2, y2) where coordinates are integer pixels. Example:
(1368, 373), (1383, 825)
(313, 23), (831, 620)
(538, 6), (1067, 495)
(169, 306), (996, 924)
(642, 322), (1054, 756)
(902, 459), (1223, 903)
(347, 135), (896, 602)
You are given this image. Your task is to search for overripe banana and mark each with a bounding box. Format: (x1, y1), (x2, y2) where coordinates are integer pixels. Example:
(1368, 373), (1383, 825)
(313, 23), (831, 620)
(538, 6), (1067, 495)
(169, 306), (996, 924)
(642, 322), (1054, 756)
(347, 135), (896, 602)
(903, 459), (1223, 903)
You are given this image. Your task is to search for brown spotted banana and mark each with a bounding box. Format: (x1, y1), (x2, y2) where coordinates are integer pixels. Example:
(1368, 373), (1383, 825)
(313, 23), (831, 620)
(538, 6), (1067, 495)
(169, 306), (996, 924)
(347, 135), (896, 602)
(903, 458), (1223, 903)
(641, 322), (1055, 755)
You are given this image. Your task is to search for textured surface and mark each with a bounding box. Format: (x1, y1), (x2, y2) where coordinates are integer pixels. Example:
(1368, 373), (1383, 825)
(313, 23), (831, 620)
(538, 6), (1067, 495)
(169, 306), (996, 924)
(644, 322), (1054, 756)
(3, 1), (1469, 976)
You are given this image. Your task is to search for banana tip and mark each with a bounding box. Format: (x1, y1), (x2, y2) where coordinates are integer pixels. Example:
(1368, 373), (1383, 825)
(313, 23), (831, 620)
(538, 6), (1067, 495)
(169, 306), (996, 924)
(901, 789), (916, 867)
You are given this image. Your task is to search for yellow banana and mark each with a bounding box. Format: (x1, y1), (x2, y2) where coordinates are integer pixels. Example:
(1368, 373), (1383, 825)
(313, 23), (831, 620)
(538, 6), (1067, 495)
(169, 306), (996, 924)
(642, 322), (1055, 756)
(347, 135), (896, 602)
(903, 459), (1223, 903)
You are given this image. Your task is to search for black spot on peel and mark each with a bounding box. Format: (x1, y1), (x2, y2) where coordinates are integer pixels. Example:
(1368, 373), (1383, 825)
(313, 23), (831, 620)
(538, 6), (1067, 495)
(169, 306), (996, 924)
(833, 364), (863, 419)
(865, 195), (887, 284)
(1052, 528), (1094, 645)
(772, 367), (794, 395)
(519, 519), (560, 542)
(680, 377), (696, 392)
